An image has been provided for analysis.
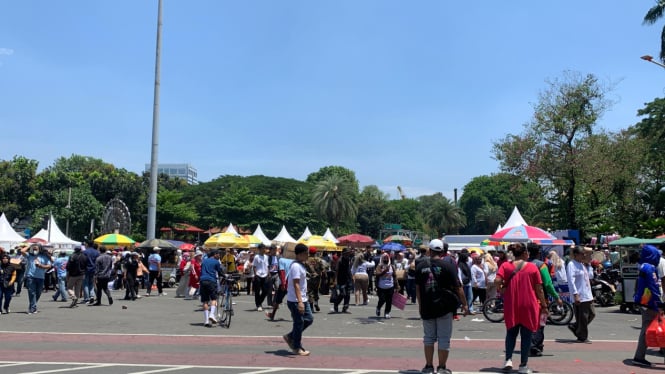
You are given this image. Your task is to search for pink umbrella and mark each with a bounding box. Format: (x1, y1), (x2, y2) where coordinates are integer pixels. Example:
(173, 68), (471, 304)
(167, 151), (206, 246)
(489, 224), (556, 242)
(337, 233), (374, 246)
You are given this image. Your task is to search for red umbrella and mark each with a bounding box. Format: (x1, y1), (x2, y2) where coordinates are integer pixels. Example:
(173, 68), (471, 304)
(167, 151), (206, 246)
(489, 224), (555, 242)
(179, 243), (195, 251)
(25, 237), (47, 244)
(337, 233), (374, 246)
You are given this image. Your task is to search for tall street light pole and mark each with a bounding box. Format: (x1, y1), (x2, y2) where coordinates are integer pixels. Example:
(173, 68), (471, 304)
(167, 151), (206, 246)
(641, 55), (665, 69)
(147, 0), (163, 240)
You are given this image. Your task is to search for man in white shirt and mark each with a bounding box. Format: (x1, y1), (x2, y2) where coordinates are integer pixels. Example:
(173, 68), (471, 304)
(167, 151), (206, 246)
(282, 243), (313, 356)
(566, 246), (595, 343)
(252, 244), (269, 311)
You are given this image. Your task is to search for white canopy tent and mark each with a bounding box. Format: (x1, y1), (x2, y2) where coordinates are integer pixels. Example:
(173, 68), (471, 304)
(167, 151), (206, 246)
(32, 215), (80, 249)
(224, 222), (238, 235)
(297, 226), (313, 242)
(272, 225), (296, 244)
(501, 206), (528, 231)
(252, 224), (272, 246)
(0, 213), (26, 250)
(322, 227), (338, 243)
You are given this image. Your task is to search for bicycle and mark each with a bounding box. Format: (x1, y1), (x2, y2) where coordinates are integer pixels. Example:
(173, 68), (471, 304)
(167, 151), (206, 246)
(482, 290), (573, 325)
(216, 273), (239, 328)
(482, 295), (505, 323)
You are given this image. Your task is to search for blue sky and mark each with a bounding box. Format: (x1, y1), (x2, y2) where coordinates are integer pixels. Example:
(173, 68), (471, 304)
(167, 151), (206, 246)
(1, 1), (663, 200)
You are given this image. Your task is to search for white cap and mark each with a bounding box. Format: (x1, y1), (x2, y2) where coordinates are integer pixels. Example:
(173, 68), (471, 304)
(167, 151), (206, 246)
(153, 246), (161, 251)
(428, 239), (445, 252)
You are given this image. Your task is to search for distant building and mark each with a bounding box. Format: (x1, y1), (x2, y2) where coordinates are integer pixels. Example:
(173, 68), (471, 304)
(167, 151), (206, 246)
(145, 163), (198, 185)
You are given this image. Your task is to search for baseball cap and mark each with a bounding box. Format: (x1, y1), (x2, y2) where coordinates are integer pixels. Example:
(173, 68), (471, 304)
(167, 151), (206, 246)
(428, 239), (445, 252)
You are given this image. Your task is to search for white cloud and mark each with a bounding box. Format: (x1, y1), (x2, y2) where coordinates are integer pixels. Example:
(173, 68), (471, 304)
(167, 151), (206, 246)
(0, 48), (14, 56)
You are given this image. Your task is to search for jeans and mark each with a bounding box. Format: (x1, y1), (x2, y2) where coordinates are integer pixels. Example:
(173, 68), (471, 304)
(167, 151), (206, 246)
(147, 270), (163, 294)
(15, 269), (24, 294)
(287, 300), (314, 350)
(52, 276), (68, 301)
(0, 284), (14, 310)
(334, 281), (352, 311)
(95, 277), (112, 304)
(83, 272), (95, 301)
(505, 324), (534, 368)
(25, 277), (44, 313)
(406, 277), (416, 303)
(376, 286), (394, 315)
(463, 283), (474, 312)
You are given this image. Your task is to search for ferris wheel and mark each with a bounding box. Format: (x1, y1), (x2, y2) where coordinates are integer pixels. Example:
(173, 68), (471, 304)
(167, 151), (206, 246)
(101, 198), (131, 235)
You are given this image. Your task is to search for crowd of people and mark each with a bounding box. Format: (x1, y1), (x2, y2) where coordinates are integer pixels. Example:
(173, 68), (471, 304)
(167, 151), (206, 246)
(1, 237), (661, 373)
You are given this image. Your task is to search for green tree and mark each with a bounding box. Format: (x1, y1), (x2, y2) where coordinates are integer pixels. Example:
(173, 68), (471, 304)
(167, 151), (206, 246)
(0, 156), (39, 219)
(311, 174), (358, 232)
(422, 194), (466, 236)
(156, 189), (199, 232)
(492, 72), (611, 233)
(357, 185), (389, 238)
(475, 204), (506, 234)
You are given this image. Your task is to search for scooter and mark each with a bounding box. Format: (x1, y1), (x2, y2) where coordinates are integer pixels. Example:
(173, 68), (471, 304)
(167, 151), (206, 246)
(592, 277), (616, 307)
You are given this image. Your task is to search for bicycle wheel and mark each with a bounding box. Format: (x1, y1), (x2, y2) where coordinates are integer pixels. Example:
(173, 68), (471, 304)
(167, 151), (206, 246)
(224, 292), (233, 328)
(547, 301), (573, 325)
(482, 297), (504, 323)
(217, 291), (229, 326)
(231, 282), (240, 297)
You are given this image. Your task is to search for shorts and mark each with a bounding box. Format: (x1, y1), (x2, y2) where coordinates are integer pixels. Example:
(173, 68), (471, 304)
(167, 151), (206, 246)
(422, 313), (453, 350)
(199, 280), (218, 303)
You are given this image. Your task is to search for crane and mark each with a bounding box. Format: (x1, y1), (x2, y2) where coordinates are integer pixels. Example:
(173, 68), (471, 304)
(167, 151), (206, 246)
(397, 186), (406, 200)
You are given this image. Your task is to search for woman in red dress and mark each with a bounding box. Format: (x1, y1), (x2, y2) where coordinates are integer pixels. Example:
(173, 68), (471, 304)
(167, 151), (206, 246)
(188, 251), (203, 299)
(495, 243), (547, 374)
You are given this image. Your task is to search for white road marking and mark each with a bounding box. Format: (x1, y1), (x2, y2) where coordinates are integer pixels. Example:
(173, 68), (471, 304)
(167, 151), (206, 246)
(17, 364), (110, 374)
(128, 366), (194, 374)
(239, 369), (282, 374)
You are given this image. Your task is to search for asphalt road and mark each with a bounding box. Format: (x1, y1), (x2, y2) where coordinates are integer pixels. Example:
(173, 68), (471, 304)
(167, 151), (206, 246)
(0, 287), (656, 374)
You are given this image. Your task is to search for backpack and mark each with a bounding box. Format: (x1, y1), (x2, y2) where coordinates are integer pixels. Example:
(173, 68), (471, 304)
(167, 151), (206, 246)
(424, 258), (459, 313)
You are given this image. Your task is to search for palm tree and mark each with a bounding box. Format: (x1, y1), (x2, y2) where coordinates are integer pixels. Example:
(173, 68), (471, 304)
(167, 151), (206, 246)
(644, 2), (665, 62)
(475, 204), (506, 233)
(425, 197), (466, 236)
(311, 175), (357, 232)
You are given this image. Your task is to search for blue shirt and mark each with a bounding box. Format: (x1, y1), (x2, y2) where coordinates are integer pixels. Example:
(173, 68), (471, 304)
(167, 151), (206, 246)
(200, 257), (222, 283)
(148, 253), (161, 271)
(25, 253), (52, 279)
(53, 257), (68, 278)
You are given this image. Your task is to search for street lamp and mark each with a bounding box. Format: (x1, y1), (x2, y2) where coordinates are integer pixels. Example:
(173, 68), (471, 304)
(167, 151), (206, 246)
(641, 55), (665, 69)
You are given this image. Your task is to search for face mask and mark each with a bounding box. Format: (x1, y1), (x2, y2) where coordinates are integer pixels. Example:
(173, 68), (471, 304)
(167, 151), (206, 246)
(32, 250), (39, 255)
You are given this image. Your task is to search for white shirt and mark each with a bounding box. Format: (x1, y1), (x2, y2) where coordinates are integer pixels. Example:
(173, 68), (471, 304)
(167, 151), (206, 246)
(471, 264), (486, 289)
(483, 262), (497, 284)
(252, 254), (269, 278)
(352, 261), (375, 275)
(566, 259), (593, 302)
(287, 261), (308, 303)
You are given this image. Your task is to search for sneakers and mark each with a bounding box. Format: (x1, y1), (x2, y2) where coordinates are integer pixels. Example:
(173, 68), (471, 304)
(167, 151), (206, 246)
(567, 323), (578, 338)
(4, 308), (9, 314)
(576, 338), (592, 344)
(376, 308), (381, 317)
(314, 304), (320, 312)
(283, 334), (295, 350)
(70, 299), (78, 308)
(293, 348), (310, 356)
(421, 365), (434, 374)
(204, 322), (212, 328)
(108, 297), (113, 305)
(209, 315), (218, 325)
(265, 311), (275, 320)
(518, 365), (532, 374)
(632, 358), (652, 367)
(503, 358), (513, 371)
(159, 292), (167, 296)
(257, 306), (263, 312)
(436, 367), (452, 374)
(385, 314), (391, 319)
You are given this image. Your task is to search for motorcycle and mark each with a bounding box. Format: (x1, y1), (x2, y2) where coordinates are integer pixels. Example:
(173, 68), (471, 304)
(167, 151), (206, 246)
(592, 276), (616, 307)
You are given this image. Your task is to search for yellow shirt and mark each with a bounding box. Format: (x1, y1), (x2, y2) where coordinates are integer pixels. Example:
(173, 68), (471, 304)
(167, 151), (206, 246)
(221, 253), (237, 273)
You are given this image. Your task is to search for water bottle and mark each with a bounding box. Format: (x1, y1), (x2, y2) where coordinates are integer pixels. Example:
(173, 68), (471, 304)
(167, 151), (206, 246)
(539, 311), (548, 327)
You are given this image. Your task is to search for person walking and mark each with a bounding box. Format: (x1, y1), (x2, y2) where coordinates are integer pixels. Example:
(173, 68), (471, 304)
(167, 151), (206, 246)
(51, 251), (68, 302)
(0, 254), (17, 314)
(332, 248), (353, 314)
(375, 252), (396, 319)
(253, 244), (270, 311)
(457, 250), (474, 314)
(470, 255), (487, 308)
(244, 253), (254, 296)
(351, 252), (374, 306)
(82, 243), (99, 304)
(566, 246), (595, 343)
(12, 249), (26, 296)
(495, 243), (547, 374)
(282, 243), (313, 356)
(123, 252), (139, 301)
(305, 247), (326, 312)
(416, 239), (469, 374)
(483, 253), (498, 301)
(146, 247), (166, 296)
(199, 249), (223, 327)
(91, 247), (114, 306)
(187, 251), (202, 300)
(24, 244), (52, 314)
(632, 244), (662, 367)
(65, 246), (87, 308)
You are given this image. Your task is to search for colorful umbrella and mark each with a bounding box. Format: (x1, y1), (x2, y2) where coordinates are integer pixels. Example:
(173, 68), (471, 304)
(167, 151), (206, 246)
(298, 235), (338, 250)
(380, 242), (406, 252)
(531, 239), (575, 246)
(179, 243), (195, 251)
(337, 233), (374, 246)
(94, 233), (135, 247)
(25, 237), (47, 244)
(480, 239), (508, 247)
(136, 238), (177, 250)
(383, 235), (412, 246)
(204, 232), (250, 249)
(489, 224), (556, 242)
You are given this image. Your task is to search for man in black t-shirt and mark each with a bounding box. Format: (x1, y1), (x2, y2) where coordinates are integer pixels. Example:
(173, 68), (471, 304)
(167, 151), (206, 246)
(415, 239), (468, 374)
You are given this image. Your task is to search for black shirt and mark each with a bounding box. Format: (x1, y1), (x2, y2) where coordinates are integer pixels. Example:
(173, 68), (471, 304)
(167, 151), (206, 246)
(415, 256), (460, 320)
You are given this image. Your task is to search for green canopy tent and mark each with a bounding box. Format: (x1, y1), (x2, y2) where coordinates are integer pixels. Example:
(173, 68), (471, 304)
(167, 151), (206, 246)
(608, 237), (665, 246)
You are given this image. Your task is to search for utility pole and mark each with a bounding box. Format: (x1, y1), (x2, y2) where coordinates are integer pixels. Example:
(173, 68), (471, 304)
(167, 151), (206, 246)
(147, 0), (163, 240)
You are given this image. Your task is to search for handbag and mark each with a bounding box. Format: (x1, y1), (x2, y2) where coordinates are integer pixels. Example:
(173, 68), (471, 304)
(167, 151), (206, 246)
(646, 313), (664, 347)
(395, 269), (406, 281)
(392, 292), (407, 310)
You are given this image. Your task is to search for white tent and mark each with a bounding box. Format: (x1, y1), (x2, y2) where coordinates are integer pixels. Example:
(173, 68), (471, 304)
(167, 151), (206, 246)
(252, 224), (272, 246)
(32, 215), (80, 249)
(225, 222), (238, 235)
(0, 213), (26, 249)
(297, 226), (313, 242)
(501, 206), (528, 231)
(322, 227), (338, 243)
(272, 225), (296, 244)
